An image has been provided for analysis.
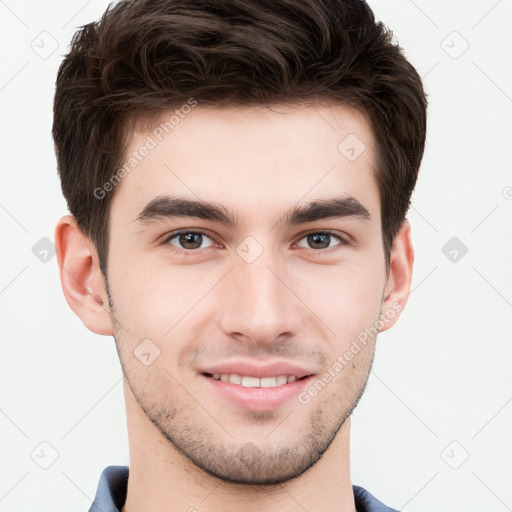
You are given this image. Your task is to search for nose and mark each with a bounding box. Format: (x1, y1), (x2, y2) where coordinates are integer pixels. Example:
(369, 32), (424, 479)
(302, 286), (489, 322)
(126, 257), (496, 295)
(217, 249), (303, 346)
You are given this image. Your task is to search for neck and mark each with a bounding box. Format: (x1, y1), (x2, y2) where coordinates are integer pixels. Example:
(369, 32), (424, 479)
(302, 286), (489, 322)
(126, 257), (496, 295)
(121, 381), (356, 512)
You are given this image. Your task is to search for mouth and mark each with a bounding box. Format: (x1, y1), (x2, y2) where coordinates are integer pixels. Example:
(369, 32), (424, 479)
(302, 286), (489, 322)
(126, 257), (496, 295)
(202, 372), (312, 388)
(200, 372), (316, 411)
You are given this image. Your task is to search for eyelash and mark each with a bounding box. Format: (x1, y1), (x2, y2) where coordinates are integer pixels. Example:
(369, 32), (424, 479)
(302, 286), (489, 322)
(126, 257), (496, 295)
(162, 229), (348, 256)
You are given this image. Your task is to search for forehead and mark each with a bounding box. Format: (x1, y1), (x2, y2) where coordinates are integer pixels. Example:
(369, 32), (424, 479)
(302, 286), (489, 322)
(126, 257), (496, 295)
(110, 102), (380, 228)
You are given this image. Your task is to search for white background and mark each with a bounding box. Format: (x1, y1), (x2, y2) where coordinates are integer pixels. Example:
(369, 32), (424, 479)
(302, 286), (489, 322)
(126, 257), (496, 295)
(1, 1), (511, 511)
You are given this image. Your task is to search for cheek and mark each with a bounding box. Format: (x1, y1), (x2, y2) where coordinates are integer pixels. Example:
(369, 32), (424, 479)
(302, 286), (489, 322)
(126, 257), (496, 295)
(108, 255), (216, 342)
(305, 262), (384, 340)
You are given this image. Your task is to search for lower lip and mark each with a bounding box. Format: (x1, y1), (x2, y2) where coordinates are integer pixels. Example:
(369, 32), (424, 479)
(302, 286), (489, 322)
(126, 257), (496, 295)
(200, 374), (315, 411)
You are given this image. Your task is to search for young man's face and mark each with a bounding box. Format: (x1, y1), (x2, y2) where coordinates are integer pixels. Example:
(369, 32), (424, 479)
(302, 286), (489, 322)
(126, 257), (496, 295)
(59, 102), (412, 485)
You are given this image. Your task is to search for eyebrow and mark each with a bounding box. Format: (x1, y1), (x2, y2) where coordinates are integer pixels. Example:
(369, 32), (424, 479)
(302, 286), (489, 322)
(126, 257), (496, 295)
(133, 194), (371, 227)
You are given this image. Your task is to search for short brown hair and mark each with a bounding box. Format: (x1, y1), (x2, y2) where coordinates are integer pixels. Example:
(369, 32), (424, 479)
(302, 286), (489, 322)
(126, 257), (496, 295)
(53, 0), (427, 275)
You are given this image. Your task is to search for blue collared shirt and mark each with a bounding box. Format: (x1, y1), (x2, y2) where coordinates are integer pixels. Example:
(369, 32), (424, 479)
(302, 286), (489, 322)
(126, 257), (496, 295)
(89, 466), (400, 511)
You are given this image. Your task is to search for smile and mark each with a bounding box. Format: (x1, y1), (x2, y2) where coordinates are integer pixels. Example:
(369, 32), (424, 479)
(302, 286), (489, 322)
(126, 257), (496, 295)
(204, 373), (304, 388)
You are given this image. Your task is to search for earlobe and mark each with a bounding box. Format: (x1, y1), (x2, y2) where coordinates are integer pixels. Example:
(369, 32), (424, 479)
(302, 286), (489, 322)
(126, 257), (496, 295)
(379, 220), (414, 333)
(54, 215), (114, 335)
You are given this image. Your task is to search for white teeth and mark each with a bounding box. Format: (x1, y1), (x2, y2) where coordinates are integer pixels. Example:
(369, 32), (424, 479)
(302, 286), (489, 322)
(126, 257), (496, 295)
(229, 374), (242, 385)
(242, 376), (260, 387)
(260, 377), (277, 387)
(211, 373), (299, 387)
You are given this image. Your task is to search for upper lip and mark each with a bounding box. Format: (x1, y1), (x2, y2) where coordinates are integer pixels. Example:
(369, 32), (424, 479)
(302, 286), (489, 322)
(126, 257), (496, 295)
(199, 360), (317, 379)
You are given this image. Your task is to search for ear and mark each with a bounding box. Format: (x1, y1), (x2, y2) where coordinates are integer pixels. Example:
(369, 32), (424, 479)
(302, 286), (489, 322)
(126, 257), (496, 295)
(54, 215), (113, 335)
(379, 219), (414, 333)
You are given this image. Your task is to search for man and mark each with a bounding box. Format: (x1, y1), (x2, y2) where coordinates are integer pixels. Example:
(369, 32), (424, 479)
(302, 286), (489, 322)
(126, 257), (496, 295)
(53, 0), (426, 510)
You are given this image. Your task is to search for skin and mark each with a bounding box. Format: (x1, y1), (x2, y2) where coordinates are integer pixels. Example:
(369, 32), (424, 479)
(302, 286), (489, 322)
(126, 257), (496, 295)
(55, 102), (413, 512)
